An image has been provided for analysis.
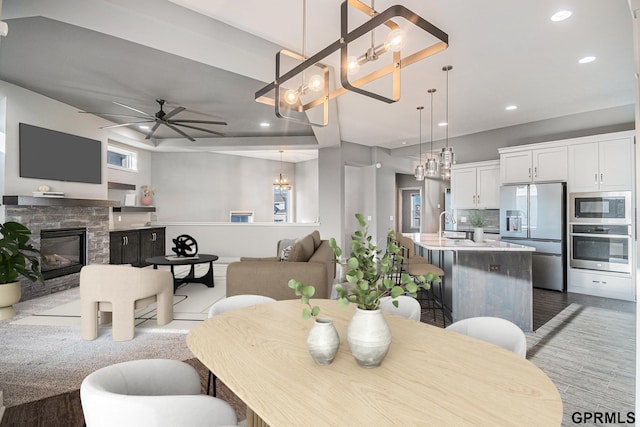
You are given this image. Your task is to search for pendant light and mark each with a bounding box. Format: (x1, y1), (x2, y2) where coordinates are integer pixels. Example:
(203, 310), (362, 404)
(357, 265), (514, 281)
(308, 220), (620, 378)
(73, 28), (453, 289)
(425, 88), (438, 178)
(414, 106), (425, 181)
(439, 65), (455, 179)
(274, 150), (289, 190)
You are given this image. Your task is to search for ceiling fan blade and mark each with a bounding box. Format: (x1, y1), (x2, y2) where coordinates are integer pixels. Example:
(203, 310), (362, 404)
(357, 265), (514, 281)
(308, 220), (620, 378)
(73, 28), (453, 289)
(145, 122), (161, 140)
(112, 101), (154, 118)
(170, 122), (225, 137)
(100, 121), (152, 129)
(162, 106), (186, 121)
(171, 119), (228, 126)
(164, 122), (196, 142)
(79, 112), (151, 120)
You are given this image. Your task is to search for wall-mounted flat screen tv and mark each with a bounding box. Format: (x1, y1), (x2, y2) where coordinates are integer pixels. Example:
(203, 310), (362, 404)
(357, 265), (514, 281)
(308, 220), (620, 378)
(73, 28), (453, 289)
(19, 123), (102, 184)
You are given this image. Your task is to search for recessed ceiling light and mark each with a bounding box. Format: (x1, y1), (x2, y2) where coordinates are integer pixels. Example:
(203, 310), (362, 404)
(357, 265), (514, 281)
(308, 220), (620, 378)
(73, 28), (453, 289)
(505, 105), (518, 111)
(578, 56), (596, 64)
(401, 141), (407, 145)
(260, 122), (270, 127)
(139, 125), (150, 130)
(438, 122), (448, 127)
(550, 10), (572, 22)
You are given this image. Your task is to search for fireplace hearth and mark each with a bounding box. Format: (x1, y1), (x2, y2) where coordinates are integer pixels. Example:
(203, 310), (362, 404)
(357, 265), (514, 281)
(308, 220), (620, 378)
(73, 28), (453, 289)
(40, 228), (87, 280)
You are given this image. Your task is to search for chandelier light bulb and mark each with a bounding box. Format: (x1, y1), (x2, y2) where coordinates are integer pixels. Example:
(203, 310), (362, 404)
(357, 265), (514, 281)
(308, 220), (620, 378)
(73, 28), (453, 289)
(347, 55), (360, 75)
(385, 29), (407, 52)
(284, 89), (300, 105)
(415, 164), (425, 181)
(308, 74), (324, 92)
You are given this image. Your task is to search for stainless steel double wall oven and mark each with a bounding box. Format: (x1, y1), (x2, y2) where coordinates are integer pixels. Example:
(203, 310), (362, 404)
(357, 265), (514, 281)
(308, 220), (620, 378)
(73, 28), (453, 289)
(569, 191), (632, 274)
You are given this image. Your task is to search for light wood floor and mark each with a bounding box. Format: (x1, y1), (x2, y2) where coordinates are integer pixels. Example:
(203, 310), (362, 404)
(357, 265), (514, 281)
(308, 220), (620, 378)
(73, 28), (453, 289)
(420, 288), (636, 426)
(2, 288), (635, 426)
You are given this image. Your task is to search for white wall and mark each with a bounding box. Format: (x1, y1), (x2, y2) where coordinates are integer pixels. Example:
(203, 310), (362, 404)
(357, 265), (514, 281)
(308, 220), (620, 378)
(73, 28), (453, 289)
(294, 159), (319, 223)
(0, 80), (147, 200)
(150, 151), (299, 223)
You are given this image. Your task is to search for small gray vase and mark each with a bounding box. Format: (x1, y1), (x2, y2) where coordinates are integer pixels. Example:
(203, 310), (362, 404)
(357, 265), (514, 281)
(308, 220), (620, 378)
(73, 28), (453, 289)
(307, 317), (340, 365)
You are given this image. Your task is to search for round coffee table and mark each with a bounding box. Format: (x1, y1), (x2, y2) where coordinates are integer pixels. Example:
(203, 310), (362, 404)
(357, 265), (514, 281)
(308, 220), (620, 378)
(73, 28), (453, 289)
(145, 254), (218, 292)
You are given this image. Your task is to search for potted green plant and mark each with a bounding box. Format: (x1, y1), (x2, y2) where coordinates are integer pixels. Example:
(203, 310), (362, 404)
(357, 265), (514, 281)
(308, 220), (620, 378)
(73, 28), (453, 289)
(290, 213), (440, 368)
(0, 222), (43, 319)
(469, 212), (487, 243)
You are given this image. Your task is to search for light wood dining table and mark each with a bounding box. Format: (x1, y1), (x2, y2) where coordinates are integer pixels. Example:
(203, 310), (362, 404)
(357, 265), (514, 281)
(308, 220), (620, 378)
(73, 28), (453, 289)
(186, 299), (563, 426)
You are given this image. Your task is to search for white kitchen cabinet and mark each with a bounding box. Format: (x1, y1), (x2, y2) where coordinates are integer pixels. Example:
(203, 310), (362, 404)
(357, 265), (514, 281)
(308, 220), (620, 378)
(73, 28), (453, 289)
(568, 137), (633, 192)
(567, 268), (635, 301)
(451, 161), (500, 209)
(500, 146), (567, 184)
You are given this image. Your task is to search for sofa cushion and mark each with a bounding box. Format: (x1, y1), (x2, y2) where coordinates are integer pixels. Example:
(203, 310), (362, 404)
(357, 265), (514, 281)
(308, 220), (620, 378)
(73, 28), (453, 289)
(287, 234), (315, 262)
(310, 230), (321, 250)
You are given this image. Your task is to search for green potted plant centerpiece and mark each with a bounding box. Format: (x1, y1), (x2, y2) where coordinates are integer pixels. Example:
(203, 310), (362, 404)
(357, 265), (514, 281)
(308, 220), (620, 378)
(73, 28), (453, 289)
(0, 222), (43, 319)
(290, 213), (440, 368)
(469, 212), (487, 243)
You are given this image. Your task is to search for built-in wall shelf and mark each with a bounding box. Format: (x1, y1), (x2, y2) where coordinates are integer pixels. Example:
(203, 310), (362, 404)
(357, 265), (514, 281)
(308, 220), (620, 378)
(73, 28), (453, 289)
(108, 182), (136, 190)
(2, 196), (119, 207)
(112, 206), (156, 212)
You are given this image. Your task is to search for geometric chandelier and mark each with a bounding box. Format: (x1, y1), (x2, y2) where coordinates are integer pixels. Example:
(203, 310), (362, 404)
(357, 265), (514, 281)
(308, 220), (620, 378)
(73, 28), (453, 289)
(255, 0), (449, 126)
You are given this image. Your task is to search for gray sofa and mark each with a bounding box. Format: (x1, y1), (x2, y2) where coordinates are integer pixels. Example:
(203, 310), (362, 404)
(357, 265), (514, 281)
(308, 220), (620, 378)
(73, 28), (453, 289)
(226, 231), (336, 300)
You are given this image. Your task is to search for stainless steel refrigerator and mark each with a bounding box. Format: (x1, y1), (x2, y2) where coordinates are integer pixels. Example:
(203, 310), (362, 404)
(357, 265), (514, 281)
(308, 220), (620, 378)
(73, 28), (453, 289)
(500, 183), (566, 291)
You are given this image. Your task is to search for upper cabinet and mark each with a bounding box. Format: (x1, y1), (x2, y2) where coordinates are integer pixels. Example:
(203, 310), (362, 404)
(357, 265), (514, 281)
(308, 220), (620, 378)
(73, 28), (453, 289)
(451, 160), (500, 209)
(568, 137), (634, 192)
(500, 146), (568, 184)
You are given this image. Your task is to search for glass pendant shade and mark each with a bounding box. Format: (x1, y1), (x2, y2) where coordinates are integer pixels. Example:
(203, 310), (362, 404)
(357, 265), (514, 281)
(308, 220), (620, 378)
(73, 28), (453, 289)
(440, 146), (455, 171)
(308, 74), (324, 92)
(415, 164), (425, 181)
(425, 158), (438, 177)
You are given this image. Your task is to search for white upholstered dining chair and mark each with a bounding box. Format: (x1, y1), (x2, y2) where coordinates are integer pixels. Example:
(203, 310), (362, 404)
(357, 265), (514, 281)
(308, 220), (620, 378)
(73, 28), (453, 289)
(379, 295), (421, 321)
(206, 294), (276, 396)
(80, 359), (238, 427)
(445, 316), (528, 358)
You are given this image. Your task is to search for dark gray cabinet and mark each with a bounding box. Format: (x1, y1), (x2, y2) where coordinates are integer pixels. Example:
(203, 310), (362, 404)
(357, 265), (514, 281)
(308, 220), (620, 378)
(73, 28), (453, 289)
(139, 228), (166, 266)
(109, 227), (165, 267)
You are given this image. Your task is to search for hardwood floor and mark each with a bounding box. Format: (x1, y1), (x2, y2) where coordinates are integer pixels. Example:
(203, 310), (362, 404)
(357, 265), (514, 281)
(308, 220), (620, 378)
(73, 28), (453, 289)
(420, 288), (636, 426)
(2, 288), (635, 426)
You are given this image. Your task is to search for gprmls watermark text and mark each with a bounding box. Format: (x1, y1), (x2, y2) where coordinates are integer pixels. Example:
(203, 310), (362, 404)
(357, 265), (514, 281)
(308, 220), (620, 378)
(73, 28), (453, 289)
(572, 412), (635, 424)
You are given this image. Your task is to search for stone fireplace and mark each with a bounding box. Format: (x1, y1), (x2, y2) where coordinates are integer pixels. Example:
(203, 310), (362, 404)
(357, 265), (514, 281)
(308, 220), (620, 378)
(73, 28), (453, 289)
(40, 227), (87, 280)
(3, 196), (115, 301)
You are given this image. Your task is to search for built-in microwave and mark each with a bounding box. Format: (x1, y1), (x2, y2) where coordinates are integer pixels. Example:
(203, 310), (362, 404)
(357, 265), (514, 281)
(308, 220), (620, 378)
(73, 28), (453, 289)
(569, 191), (631, 224)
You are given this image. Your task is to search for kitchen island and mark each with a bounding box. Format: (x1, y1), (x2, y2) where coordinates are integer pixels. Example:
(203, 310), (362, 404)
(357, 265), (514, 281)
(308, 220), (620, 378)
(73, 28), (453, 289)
(406, 233), (535, 332)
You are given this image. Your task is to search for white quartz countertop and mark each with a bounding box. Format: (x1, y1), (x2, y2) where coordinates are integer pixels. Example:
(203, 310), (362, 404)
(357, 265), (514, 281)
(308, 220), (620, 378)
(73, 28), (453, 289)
(405, 233), (536, 252)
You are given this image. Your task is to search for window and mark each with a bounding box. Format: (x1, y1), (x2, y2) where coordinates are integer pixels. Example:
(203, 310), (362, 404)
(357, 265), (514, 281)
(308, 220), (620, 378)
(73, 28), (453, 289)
(230, 211), (254, 223)
(274, 188), (291, 222)
(107, 143), (138, 171)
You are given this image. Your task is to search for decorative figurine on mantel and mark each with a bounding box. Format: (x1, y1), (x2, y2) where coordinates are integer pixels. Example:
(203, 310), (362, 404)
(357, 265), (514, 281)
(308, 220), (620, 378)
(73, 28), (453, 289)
(171, 234), (198, 257)
(141, 185), (154, 206)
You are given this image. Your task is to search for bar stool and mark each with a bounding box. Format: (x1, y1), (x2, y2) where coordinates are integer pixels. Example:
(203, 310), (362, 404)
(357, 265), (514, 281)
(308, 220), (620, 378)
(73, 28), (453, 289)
(396, 235), (447, 327)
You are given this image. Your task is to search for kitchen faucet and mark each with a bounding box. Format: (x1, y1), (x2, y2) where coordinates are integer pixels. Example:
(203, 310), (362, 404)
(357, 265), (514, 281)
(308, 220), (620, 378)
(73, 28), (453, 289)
(439, 211), (456, 238)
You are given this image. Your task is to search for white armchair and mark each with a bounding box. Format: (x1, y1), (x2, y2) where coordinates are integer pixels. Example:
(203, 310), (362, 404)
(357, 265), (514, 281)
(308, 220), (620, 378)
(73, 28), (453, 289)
(80, 359), (238, 427)
(379, 295), (421, 321)
(446, 316), (528, 358)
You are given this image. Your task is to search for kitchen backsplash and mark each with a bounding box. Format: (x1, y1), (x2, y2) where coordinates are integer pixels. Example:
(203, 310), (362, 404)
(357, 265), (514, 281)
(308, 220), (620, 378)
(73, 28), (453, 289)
(451, 209), (499, 233)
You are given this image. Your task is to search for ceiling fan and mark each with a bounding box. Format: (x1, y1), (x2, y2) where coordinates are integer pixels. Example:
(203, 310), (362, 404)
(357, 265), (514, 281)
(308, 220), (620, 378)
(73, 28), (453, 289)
(81, 99), (227, 142)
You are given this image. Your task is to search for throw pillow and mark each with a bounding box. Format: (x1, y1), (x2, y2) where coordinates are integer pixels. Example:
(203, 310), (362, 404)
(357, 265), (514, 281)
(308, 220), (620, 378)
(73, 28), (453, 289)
(310, 230), (321, 250)
(280, 245), (293, 262)
(287, 234), (315, 262)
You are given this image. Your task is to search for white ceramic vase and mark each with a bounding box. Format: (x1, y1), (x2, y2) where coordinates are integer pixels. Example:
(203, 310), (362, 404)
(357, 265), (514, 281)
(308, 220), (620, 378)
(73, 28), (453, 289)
(346, 308), (391, 368)
(473, 227), (484, 243)
(0, 281), (21, 320)
(307, 317), (340, 365)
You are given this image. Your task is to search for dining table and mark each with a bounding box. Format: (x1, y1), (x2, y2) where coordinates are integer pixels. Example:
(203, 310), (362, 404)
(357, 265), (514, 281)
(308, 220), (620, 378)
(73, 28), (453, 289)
(186, 299), (563, 426)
